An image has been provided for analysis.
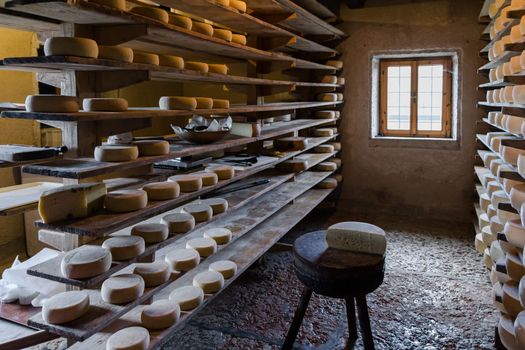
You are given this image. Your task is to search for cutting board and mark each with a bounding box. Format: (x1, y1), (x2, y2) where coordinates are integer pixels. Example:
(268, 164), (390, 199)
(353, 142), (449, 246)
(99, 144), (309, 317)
(0, 182), (62, 214)
(0, 145), (58, 162)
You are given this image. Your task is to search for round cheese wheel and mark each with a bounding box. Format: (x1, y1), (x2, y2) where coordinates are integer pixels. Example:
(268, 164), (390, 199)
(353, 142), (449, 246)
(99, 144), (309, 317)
(209, 260), (237, 279)
(276, 159), (308, 172)
(161, 212), (195, 234)
(185, 61), (209, 73)
(274, 137), (308, 151)
(489, 68), (498, 82)
(229, 0), (246, 12)
(316, 161), (337, 171)
(142, 181), (179, 201)
(515, 311), (525, 348)
(82, 98), (128, 112)
(213, 28), (232, 41)
(101, 274), (145, 304)
(182, 203), (213, 222)
(42, 291), (90, 324)
(208, 64), (228, 75)
(89, 0), (125, 10)
(133, 51), (159, 65)
(503, 282), (524, 317)
(326, 60), (343, 69)
(205, 165), (234, 180)
(193, 270), (224, 294)
(321, 75), (338, 84)
(511, 184), (525, 210)
(94, 145), (139, 162)
(315, 144), (335, 153)
(169, 285), (204, 311)
(102, 236), (145, 261)
(507, 252), (525, 281)
(500, 314), (520, 350)
(313, 128), (334, 137)
(330, 142), (341, 150)
(479, 213), (490, 229)
(332, 158), (342, 168)
(168, 14), (192, 30)
(195, 97), (214, 109)
(159, 96), (197, 110)
(44, 37), (98, 58)
(159, 54), (184, 68)
(133, 140), (170, 156)
(334, 174), (343, 183)
(25, 95), (79, 113)
(475, 233), (486, 253)
(195, 172), (218, 186)
(106, 189), (148, 212)
(504, 219), (525, 249)
(106, 327), (150, 350)
(490, 216), (505, 235)
(201, 197), (228, 215)
(316, 178), (338, 189)
(487, 205), (497, 220)
(130, 6), (169, 23)
(231, 33), (247, 45)
(165, 248), (200, 271)
(483, 248), (493, 269)
(141, 299), (180, 330)
(336, 93), (344, 101)
(186, 237), (217, 257)
(515, 86), (525, 104)
(133, 261), (170, 287)
(315, 110), (336, 119)
(168, 175), (203, 192)
(319, 93), (338, 102)
(131, 223), (169, 243)
(192, 22), (214, 36)
(61, 246), (112, 279)
(506, 115), (525, 135)
(481, 225), (495, 246)
(338, 77), (345, 85)
(213, 99), (230, 109)
(203, 227), (232, 244)
(98, 45), (133, 62)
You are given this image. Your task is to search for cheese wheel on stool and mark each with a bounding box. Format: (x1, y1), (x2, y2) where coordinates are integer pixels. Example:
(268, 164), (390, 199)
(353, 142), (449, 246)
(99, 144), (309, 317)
(168, 175), (203, 192)
(315, 144), (335, 153)
(159, 54), (184, 68)
(326, 222), (386, 255)
(204, 227), (232, 244)
(133, 261), (170, 287)
(186, 237), (217, 257)
(232, 33), (247, 45)
(201, 197), (228, 214)
(131, 223), (168, 243)
(133, 140), (170, 156)
(44, 37), (98, 58)
(316, 178), (338, 189)
(133, 51), (159, 65)
(213, 99), (230, 108)
(208, 64), (228, 74)
(274, 137), (308, 151)
(130, 6), (168, 23)
(185, 61), (209, 72)
(101, 274), (145, 304)
(192, 22), (214, 36)
(195, 97), (214, 109)
(193, 270), (224, 293)
(168, 14), (192, 30)
(105, 189), (147, 212)
(141, 299), (180, 330)
(229, 0), (246, 12)
(142, 181), (179, 201)
(83, 98), (128, 112)
(102, 236), (145, 260)
(159, 96), (197, 110)
(106, 327), (150, 350)
(25, 95), (79, 113)
(94, 145), (139, 162)
(169, 285), (204, 310)
(61, 245), (112, 279)
(89, 0), (125, 10)
(42, 291), (90, 324)
(98, 45), (133, 62)
(209, 260), (237, 279)
(205, 165), (234, 180)
(165, 248), (200, 271)
(161, 213), (195, 234)
(182, 203), (213, 222)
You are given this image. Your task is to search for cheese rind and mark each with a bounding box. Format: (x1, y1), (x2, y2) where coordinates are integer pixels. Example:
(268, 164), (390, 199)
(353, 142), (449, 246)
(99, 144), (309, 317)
(213, 28), (233, 41)
(133, 51), (159, 65)
(203, 227), (232, 244)
(192, 22), (214, 36)
(101, 274), (145, 304)
(168, 175), (203, 192)
(94, 145), (139, 162)
(44, 37), (98, 58)
(133, 140), (170, 156)
(316, 178), (338, 189)
(133, 261), (170, 287)
(141, 299), (180, 330)
(205, 165), (235, 180)
(326, 60), (343, 69)
(213, 99), (230, 108)
(313, 128), (334, 137)
(318, 93), (338, 102)
(193, 270), (224, 293)
(165, 248), (200, 271)
(195, 172), (219, 186)
(208, 64), (228, 74)
(169, 285), (204, 310)
(276, 159), (308, 173)
(161, 213), (195, 234)
(82, 98), (128, 112)
(195, 97), (214, 109)
(159, 96), (197, 110)
(61, 245), (112, 279)
(131, 223), (169, 243)
(42, 291), (90, 324)
(326, 221), (387, 255)
(25, 95), (79, 113)
(182, 203), (213, 222)
(142, 181), (180, 201)
(315, 110), (336, 119)
(316, 162), (337, 171)
(315, 144), (335, 153)
(321, 75), (338, 84)
(106, 327), (150, 350)
(159, 55), (184, 68)
(102, 236), (145, 261)
(97, 45), (133, 62)
(201, 197), (228, 214)
(168, 14), (192, 30)
(186, 237), (217, 257)
(130, 6), (169, 23)
(105, 189), (148, 212)
(89, 0), (125, 10)
(273, 137), (308, 151)
(231, 34), (247, 45)
(209, 260), (237, 279)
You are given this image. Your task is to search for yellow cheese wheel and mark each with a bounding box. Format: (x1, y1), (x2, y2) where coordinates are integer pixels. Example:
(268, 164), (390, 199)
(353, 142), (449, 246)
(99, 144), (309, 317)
(105, 189), (148, 212)
(61, 245), (112, 279)
(186, 237), (217, 257)
(208, 64), (228, 74)
(133, 140), (170, 156)
(133, 51), (159, 65)
(82, 98), (128, 112)
(98, 45), (133, 62)
(231, 33), (247, 45)
(42, 291), (90, 324)
(131, 223), (169, 243)
(168, 175), (203, 192)
(161, 212), (195, 234)
(213, 28), (233, 41)
(101, 274), (145, 304)
(192, 21), (214, 36)
(203, 227), (232, 244)
(315, 144), (335, 153)
(185, 61), (209, 73)
(142, 181), (179, 201)
(316, 178), (338, 189)
(141, 299), (180, 330)
(106, 327), (150, 350)
(88, 0), (125, 10)
(94, 145), (139, 162)
(102, 236), (145, 261)
(201, 197), (228, 214)
(313, 128), (334, 137)
(213, 99), (230, 108)
(326, 60), (343, 69)
(165, 248), (200, 272)
(133, 261), (170, 287)
(321, 75), (338, 84)
(25, 95), (79, 113)
(319, 93), (338, 102)
(195, 172), (219, 186)
(130, 6), (169, 23)
(196, 97), (214, 109)
(205, 165), (234, 180)
(168, 14), (192, 30)
(229, 0), (246, 12)
(44, 37), (98, 58)
(337, 77), (345, 85)
(159, 96), (197, 110)
(193, 270), (224, 293)
(276, 159), (308, 172)
(169, 285), (203, 310)
(215, 0), (229, 5)
(182, 203), (213, 222)
(159, 54), (184, 68)
(209, 260), (237, 279)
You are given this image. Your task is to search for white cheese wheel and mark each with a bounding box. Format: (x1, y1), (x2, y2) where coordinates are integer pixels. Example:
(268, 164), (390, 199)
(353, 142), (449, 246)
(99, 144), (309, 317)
(200, 197), (228, 215)
(273, 137), (308, 151)
(487, 89), (495, 103)
(334, 174), (343, 183)
(326, 221), (386, 255)
(487, 180), (503, 197)
(515, 311), (525, 348)
(208, 64), (228, 74)
(229, 0), (246, 12)
(141, 299), (180, 330)
(488, 111), (499, 124)
(319, 93), (338, 102)
(209, 260), (237, 279)
(512, 56), (523, 74)
(475, 233), (486, 253)
(500, 314), (520, 350)
(491, 215), (505, 235)
(133, 140), (170, 156)
(514, 86), (525, 104)
(330, 142), (341, 150)
(205, 165), (234, 180)
(94, 145), (139, 162)
(505, 219), (525, 249)
(313, 128), (334, 137)
(483, 248), (493, 269)
(338, 77), (345, 85)
(44, 37), (98, 58)
(315, 144), (335, 153)
(332, 158), (342, 168)
(106, 189), (148, 212)
(315, 110), (336, 119)
(503, 282), (524, 316)
(102, 236), (145, 261)
(133, 261), (170, 287)
(231, 33), (247, 45)
(159, 96), (197, 110)
(101, 274), (145, 304)
(276, 159), (308, 172)
(203, 227), (232, 245)
(315, 161), (337, 171)
(316, 178), (338, 189)
(213, 99), (230, 108)
(511, 184), (525, 210)
(193, 270), (224, 294)
(490, 68), (498, 82)
(83, 98), (128, 112)
(182, 203), (213, 222)
(321, 75), (338, 84)
(500, 207), (521, 226)
(506, 115), (525, 135)
(25, 95), (79, 113)
(131, 223), (169, 244)
(89, 0), (125, 10)
(480, 193), (491, 212)
(130, 6), (168, 23)
(98, 45), (133, 63)
(195, 97), (214, 109)
(326, 60), (343, 69)
(195, 172), (219, 186)
(479, 213), (490, 230)
(61, 245), (112, 279)
(165, 248), (200, 271)
(168, 175), (203, 192)
(169, 285), (204, 310)
(161, 213), (195, 234)
(506, 252), (525, 281)
(487, 205), (497, 220)
(186, 237), (217, 257)
(185, 61), (209, 73)
(42, 291), (90, 324)
(168, 14), (192, 30)
(502, 145), (525, 166)
(213, 28), (232, 41)
(159, 55), (184, 68)
(503, 86), (516, 103)
(192, 22), (214, 36)
(106, 327), (150, 350)
(497, 64), (505, 81)
(142, 181), (179, 201)
(133, 51), (159, 65)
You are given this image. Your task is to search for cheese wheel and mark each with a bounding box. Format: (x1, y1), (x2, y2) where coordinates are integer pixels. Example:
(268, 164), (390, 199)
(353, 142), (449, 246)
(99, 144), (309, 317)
(142, 181), (179, 201)
(482, 226), (495, 246)
(504, 282), (524, 316)
(94, 145), (139, 162)
(330, 142), (341, 151)
(231, 33), (247, 45)
(319, 93), (338, 102)
(106, 189), (147, 212)
(83, 98), (128, 112)
(475, 233), (486, 253)
(315, 144), (335, 153)
(483, 247), (493, 269)
(504, 219), (525, 249)
(276, 159), (308, 172)
(133, 51), (159, 65)
(490, 68), (498, 82)
(213, 28), (232, 41)
(515, 311), (525, 348)
(159, 55), (184, 68)
(168, 14), (192, 30)
(89, 0), (125, 10)
(229, 0), (246, 12)
(185, 61), (209, 73)
(208, 64), (228, 74)
(209, 260), (237, 279)
(25, 95), (79, 113)
(133, 261), (170, 287)
(42, 291), (90, 324)
(205, 165), (234, 180)
(168, 175), (203, 192)
(131, 223), (169, 243)
(161, 213), (195, 234)
(334, 174), (343, 183)
(507, 253), (525, 281)
(44, 37), (98, 58)
(130, 6), (168, 23)
(332, 158), (342, 168)
(315, 161), (337, 171)
(497, 64), (505, 81)
(195, 97), (214, 109)
(61, 246), (112, 279)
(514, 86), (525, 104)
(213, 99), (230, 108)
(336, 93), (344, 101)
(141, 299), (180, 330)
(338, 77), (345, 85)
(500, 314), (520, 350)
(102, 236), (145, 261)
(195, 172), (219, 186)
(133, 140), (170, 156)
(274, 137), (308, 151)
(101, 274), (145, 304)
(182, 203), (213, 222)
(203, 227), (232, 244)
(326, 60), (343, 69)
(201, 197), (228, 215)
(98, 45), (133, 62)
(192, 22), (214, 36)
(106, 327), (150, 350)
(488, 181), (503, 197)
(316, 178), (338, 189)
(169, 285), (204, 310)
(186, 237), (217, 257)
(479, 193), (490, 212)
(487, 205), (497, 220)
(326, 222), (386, 255)
(315, 110), (336, 119)
(215, 0), (229, 5)
(165, 248), (200, 271)
(321, 75), (338, 84)
(159, 96), (197, 110)
(511, 184), (525, 210)
(479, 213), (490, 229)
(193, 270), (224, 294)
(313, 128), (334, 137)
(487, 89), (495, 103)
(491, 216), (505, 235)
(503, 86), (516, 103)
(506, 115), (525, 135)
(512, 56), (523, 75)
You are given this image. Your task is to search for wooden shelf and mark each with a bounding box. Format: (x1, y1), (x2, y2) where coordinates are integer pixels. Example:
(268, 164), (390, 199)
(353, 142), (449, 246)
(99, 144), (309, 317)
(0, 7), (61, 32)
(507, 8), (525, 19)
(291, 0), (337, 20)
(478, 51), (519, 71)
(482, 117), (523, 137)
(478, 80), (509, 89)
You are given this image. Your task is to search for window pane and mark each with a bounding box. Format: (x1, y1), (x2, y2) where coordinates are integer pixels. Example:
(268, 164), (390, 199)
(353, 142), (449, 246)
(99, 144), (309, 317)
(400, 66), (411, 77)
(388, 77), (400, 92)
(399, 77), (411, 92)
(417, 64), (444, 131)
(386, 65), (411, 130)
(419, 65), (432, 77)
(388, 66), (400, 77)
(418, 77), (432, 92)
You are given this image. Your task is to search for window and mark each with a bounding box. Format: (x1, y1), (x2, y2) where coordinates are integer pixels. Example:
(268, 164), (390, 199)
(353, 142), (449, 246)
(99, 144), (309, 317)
(379, 57), (452, 138)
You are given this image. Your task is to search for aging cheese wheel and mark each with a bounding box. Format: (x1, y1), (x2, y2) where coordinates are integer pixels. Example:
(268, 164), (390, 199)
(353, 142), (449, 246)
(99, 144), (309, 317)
(503, 282), (524, 317)
(209, 260), (237, 279)
(321, 75), (338, 84)
(195, 97), (214, 109)
(332, 158), (342, 168)
(185, 61), (209, 72)
(101, 274), (145, 304)
(315, 110), (336, 119)
(186, 237), (217, 257)
(133, 261), (170, 287)
(506, 115), (525, 135)
(133, 51), (159, 65)
(195, 172), (219, 186)
(336, 93), (344, 101)
(165, 248), (200, 271)
(514, 85), (525, 104)
(483, 248), (493, 269)
(159, 96), (197, 110)
(326, 60), (343, 69)
(487, 181), (502, 197)
(487, 205), (497, 220)
(316, 178), (338, 189)
(334, 174), (343, 183)
(133, 140), (170, 156)
(42, 291), (90, 324)
(315, 162), (337, 171)
(330, 142), (341, 151)
(499, 315), (520, 350)
(229, 0), (247, 12)
(169, 285), (204, 310)
(313, 128), (334, 137)
(44, 37), (98, 58)
(506, 252), (525, 281)
(201, 197), (228, 214)
(94, 145), (139, 162)
(481, 225), (495, 246)
(83, 98), (128, 112)
(487, 89), (495, 103)
(208, 64), (228, 74)
(168, 14), (192, 30)
(61, 245), (112, 279)
(315, 144), (335, 153)
(25, 95), (79, 113)
(193, 270), (224, 294)
(475, 233), (486, 253)
(511, 56), (523, 75)
(479, 213), (490, 229)
(490, 216), (505, 236)
(216, 0), (229, 5)
(231, 33), (247, 45)
(213, 28), (233, 41)
(276, 159), (308, 173)
(319, 93), (338, 102)
(213, 99), (230, 108)
(168, 175), (203, 192)
(192, 22), (214, 36)
(327, 222), (386, 255)
(141, 299), (180, 330)
(159, 54), (184, 68)
(106, 327), (150, 350)
(203, 227), (232, 244)
(205, 165), (234, 180)
(161, 213), (195, 234)
(273, 137), (308, 151)
(131, 223), (169, 243)
(102, 236), (145, 261)
(515, 311), (525, 348)
(142, 181), (180, 201)
(504, 219), (525, 249)
(510, 184), (525, 210)
(89, 0), (125, 10)
(106, 189), (148, 212)
(130, 6), (169, 23)
(338, 77), (345, 85)
(98, 45), (133, 62)
(182, 203), (213, 222)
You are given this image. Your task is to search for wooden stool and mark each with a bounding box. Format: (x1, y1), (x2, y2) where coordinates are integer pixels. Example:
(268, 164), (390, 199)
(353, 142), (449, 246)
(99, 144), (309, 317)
(282, 230), (384, 350)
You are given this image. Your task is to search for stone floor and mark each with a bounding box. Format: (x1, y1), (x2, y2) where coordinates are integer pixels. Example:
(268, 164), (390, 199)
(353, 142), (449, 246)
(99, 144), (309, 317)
(162, 209), (498, 350)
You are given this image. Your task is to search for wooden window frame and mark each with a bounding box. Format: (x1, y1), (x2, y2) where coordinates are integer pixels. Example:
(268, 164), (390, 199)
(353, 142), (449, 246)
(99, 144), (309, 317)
(379, 57), (452, 138)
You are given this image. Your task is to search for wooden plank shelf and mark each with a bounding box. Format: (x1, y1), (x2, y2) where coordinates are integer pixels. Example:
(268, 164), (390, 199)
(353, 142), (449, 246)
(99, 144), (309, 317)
(478, 80), (509, 89)
(507, 8), (525, 19)
(0, 7), (61, 32)
(478, 50), (519, 71)
(504, 74), (525, 85)
(291, 0), (337, 21)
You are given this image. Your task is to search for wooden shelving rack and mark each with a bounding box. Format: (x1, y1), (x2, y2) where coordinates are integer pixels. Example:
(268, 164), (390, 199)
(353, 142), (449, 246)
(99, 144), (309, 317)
(0, 0), (346, 348)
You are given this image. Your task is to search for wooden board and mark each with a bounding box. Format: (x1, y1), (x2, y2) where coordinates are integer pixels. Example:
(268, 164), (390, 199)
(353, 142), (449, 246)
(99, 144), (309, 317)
(0, 303), (40, 327)
(0, 7), (61, 32)
(0, 182), (62, 216)
(292, 0), (337, 20)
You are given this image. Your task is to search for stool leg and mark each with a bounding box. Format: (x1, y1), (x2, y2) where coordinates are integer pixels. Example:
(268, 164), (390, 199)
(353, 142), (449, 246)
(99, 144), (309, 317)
(282, 287), (313, 350)
(356, 295), (375, 350)
(345, 297), (358, 346)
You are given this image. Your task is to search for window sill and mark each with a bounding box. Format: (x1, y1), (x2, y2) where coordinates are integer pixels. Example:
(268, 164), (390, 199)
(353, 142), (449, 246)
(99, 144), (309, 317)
(369, 136), (460, 150)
